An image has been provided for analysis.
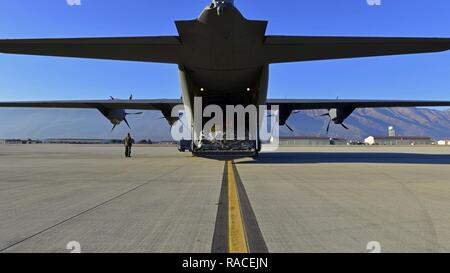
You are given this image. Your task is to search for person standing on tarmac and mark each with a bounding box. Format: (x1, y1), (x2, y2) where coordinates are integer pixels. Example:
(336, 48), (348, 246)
(123, 133), (134, 158)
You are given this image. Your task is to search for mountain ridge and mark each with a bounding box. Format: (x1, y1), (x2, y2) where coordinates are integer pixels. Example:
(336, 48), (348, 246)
(0, 107), (449, 141)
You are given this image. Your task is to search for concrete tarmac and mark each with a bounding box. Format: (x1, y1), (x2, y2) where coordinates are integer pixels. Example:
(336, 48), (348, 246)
(0, 144), (449, 253)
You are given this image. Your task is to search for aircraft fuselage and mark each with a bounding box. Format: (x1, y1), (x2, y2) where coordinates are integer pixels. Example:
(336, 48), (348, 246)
(176, 5), (270, 150)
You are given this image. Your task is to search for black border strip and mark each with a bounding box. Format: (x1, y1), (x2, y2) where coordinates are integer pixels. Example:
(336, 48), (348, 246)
(211, 161), (229, 253)
(231, 162), (269, 253)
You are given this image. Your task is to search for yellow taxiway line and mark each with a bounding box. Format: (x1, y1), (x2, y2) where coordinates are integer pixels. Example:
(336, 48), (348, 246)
(227, 160), (249, 253)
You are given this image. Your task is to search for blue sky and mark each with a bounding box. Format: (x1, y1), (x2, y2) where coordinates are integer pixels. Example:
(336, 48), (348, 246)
(0, 0), (449, 102)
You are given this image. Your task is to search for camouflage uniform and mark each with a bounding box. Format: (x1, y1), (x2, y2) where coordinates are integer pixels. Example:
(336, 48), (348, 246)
(124, 134), (134, 157)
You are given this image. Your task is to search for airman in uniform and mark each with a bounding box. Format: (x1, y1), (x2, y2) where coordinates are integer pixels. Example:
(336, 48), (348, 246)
(124, 133), (134, 158)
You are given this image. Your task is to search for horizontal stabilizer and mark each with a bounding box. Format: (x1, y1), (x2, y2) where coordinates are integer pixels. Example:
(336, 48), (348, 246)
(264, 36), (450, 63)
(0, 36), (182, 63)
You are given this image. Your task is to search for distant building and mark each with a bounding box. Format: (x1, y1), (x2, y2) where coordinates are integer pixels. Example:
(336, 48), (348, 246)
(437, 140), (450, 146)
(364, 136), (432, 146)
(279, 136), (347, 146)
(43, 139), (115, 144)
(156, 141), (178, 145)
(330, 138), (348, 146)
(388, 126), (396, 137)
(0, 139), (23, 144)
(138, 139), (153, 144)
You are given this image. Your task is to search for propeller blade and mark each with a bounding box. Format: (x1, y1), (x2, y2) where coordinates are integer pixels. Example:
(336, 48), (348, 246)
(326, 120), (331, 134)
(126, 112), (143, 115)
(111, 124), (117, 132)
(110, 96), (115, 100)
(315, 112), (330, 118)
(285, 123), (294, 132)
(124, 118), (131, 129)
(292, 110), (301, 115)
(129, 94), (133, 100)
(341, 123), (349, 130)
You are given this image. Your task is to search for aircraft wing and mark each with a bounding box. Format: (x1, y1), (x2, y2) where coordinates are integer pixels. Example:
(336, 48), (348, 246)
(0, 36), (182, 63)
(266, 99), (450, 110)
(0, 99), (183, 111)
(264, 36), (450, 63)
(2, 99), (449, 111)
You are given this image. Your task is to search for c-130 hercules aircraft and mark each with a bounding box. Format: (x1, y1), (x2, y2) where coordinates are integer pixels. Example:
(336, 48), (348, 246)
(1, 0), (450, 156)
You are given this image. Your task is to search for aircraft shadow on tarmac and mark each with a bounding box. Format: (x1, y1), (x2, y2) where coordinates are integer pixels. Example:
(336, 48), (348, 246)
(237, 152), (450, 165)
